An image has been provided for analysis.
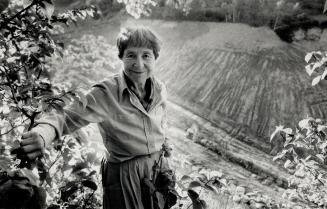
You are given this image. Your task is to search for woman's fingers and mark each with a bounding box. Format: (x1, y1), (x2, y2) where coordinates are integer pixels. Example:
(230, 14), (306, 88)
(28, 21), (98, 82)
(21, 131), (39, 139)
(27, 150), (43, 160)
(20, 131), (44, 160)
(20, 137), (35, 146)
(21, 144), (37, 153)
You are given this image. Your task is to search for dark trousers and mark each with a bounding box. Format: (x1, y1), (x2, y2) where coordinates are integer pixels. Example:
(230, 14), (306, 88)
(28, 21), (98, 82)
(101, 152), (166, 209)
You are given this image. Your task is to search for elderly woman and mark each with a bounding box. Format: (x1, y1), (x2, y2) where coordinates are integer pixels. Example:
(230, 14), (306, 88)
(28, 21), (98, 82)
(20, 27), (173, 209)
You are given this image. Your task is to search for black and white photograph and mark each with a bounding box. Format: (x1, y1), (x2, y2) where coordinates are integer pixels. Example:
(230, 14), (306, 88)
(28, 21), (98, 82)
(0, 0), (327, 209)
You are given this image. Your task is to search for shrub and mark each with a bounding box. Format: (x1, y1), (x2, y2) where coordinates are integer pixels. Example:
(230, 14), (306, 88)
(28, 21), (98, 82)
(271, 50), (327, 208)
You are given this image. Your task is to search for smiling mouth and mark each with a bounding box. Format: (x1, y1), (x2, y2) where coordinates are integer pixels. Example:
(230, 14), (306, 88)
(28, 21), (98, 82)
(130, 70), (145, 74)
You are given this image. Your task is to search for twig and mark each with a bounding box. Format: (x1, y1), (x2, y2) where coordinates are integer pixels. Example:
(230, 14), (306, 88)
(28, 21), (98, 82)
(83, 190), (95, 208)
(0, 118), (29, 136)
(186, 203), (193, 209)
(47, 137), (75, 174)
(47, 150), (63, 173)
(41, 149), (63, 187)
(2, 66), (37, 128)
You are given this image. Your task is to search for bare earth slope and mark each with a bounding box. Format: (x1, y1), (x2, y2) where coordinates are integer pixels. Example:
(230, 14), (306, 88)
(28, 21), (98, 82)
(152, 20), (327, 148)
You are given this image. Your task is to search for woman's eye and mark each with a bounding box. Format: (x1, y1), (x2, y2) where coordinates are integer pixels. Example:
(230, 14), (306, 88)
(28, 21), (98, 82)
(143, 54), (151, 59)
(126, 54), (135, 58)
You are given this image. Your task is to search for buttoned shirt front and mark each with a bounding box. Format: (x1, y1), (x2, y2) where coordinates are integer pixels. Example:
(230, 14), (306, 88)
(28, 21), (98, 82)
(35, 71), (167, 163)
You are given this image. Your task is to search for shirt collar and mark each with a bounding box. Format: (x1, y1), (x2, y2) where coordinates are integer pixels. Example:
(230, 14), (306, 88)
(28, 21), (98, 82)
(118, 70), (128, 99)
(118, 71), (154, 102)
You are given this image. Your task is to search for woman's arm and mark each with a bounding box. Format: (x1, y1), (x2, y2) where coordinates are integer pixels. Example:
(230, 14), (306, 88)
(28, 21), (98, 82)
(20, 85), (107, 159)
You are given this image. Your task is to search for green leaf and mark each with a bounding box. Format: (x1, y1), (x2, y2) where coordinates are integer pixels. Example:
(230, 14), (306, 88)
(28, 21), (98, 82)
(79, 10), (87, 19)
(305, 64), (314, 76)
(299, 118), (314, 130)
(75, 90), (88, 109)
(188, 180), (203, 189)
(87, 170), (97, 177)
(197, 173), (208, 182)
(0, 103), (10, 115)
(305, 52), (313, 63)
(81, 179), (97, 191)
(284, 159), (293, 169)
(41, 2), (54, 19)
(273, 149), (288, 161)
(322, 69), (327, 80)
(204, 184), (219, 194)
(312, 75), (322, 86)
(219, 178), (227, 187)
(86, 9), (94, 17)
(312, 61), (323, 72)
(180, 175), (192, 182)
(187, 189), (199, 200)
(23, 0), (32, 8)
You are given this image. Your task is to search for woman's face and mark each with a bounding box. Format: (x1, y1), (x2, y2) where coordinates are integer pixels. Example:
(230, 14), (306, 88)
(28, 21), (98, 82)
(122, 46), (156, 84)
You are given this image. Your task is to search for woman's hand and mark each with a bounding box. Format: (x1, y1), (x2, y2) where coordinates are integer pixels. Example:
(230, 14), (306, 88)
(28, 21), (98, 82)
(20, 131), (45, 160)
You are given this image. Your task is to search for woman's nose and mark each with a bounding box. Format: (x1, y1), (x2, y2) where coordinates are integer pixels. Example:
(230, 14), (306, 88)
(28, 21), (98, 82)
(133, 57), (143, 68)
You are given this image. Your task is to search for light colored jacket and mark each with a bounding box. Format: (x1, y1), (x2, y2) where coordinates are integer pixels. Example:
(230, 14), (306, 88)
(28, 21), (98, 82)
(34, 72), (167, 163)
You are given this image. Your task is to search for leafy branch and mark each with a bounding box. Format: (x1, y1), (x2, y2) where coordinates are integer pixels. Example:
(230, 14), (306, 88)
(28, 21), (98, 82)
(0, 0), (39, 29)
(0, 118), (29, 136)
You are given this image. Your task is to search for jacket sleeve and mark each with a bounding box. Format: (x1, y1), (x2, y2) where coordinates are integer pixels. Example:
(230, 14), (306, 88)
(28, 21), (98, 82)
(33, 84), (107, 145)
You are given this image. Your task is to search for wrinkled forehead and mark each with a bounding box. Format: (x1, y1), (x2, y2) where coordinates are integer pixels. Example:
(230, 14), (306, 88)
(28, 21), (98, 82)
(124, 47), (154, 54)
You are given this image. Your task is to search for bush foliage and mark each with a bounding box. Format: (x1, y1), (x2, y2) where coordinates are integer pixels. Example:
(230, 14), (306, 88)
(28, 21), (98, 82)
(271, 51), (327, 209)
